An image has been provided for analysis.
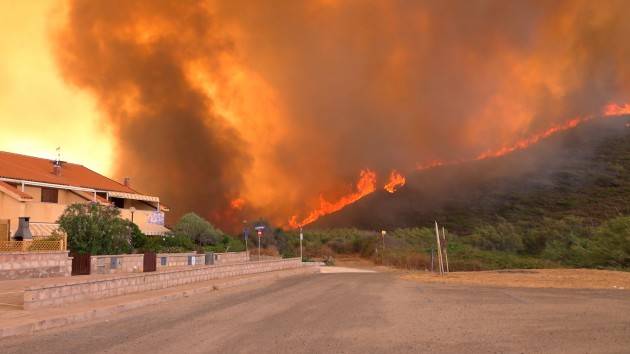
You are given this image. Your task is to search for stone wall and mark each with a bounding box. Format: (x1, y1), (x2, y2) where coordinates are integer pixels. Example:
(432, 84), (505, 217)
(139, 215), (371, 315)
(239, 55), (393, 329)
(214, 251), (249, 265)
(156, 253), (205, 268)
(88, 251), (251, 274)
(0, 252), (71, 280)
(91, 254), (144, 274)
(24, 258), (306, 309)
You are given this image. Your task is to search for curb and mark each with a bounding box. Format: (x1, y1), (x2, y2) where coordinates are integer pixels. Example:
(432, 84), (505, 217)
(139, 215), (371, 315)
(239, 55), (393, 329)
(0, 266), (319, 339)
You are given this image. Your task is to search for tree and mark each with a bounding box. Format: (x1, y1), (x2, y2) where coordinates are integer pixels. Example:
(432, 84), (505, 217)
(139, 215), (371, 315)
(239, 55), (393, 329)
(173, 213), (223, 245)
(58, 203), (134, 255)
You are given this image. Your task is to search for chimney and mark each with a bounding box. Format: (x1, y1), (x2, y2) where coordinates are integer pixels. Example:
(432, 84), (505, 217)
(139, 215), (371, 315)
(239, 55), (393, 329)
(14, 217), (33, 241)
(123, 177), (131, 187)
(52, 161), (62, 176)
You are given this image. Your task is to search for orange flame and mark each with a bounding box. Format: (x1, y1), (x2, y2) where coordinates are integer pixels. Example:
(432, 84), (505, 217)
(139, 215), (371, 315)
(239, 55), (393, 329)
(384, 170), (406, 193)
(604, 103), (630, 116)
(474, 118), (582, 160)
(290, 102), (630, 228)
(289, 169), (376, 228)
(230, 198), (245, 210)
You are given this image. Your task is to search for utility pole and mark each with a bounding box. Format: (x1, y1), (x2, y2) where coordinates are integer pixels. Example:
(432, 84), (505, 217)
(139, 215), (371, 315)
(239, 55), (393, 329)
(435, 221), (444, 275)
(442, 226), (450, 273)
(430, 245), (435, 273)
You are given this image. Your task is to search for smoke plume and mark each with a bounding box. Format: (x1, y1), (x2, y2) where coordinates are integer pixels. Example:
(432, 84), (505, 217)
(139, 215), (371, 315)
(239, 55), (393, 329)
(53, 0), (630, 229)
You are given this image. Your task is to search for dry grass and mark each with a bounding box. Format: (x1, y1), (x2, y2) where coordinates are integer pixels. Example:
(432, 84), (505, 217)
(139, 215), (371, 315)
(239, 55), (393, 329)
(402, 268), (630, 290)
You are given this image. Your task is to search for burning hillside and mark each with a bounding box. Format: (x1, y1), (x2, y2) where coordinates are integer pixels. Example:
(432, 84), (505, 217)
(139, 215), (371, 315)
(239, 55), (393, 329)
(52, 1), (630, 230)
(311, 116), (630, 231)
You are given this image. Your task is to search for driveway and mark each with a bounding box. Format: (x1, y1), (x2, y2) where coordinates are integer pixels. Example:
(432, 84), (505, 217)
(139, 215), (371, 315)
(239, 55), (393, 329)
(1, 271), (629, 353)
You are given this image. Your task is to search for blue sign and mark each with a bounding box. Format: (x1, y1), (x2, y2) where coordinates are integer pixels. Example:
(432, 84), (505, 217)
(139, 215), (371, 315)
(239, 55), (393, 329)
(148, 211), (165, 225)
(243, 228), (249, 240)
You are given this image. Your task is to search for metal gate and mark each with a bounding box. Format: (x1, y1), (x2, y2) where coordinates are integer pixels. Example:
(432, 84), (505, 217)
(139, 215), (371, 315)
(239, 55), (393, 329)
(71, 253), (91, 275)
(143, 252), (157, 272)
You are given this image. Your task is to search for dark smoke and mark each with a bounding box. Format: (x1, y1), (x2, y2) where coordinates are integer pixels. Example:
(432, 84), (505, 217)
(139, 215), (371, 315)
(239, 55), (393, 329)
(53, 1), (250, 228)
(53, 0), (630, 229)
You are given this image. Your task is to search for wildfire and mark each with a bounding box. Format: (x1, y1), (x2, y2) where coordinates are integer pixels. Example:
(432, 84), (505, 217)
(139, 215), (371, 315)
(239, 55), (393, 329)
(474, 118), (582, 160)
(384, 170), (406, 193)
(416, 159), (447, 171)
(289, 169), (377, 228)
(604, 103), (630, 116)
(289, 102), (630, 229)
(230, 198), (245, 210)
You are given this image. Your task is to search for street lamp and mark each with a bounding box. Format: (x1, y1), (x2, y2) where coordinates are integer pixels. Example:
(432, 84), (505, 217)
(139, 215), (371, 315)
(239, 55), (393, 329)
(129, 206), (136, 223)
(242, 220), (248, 254)
(299, 227), (303, 262)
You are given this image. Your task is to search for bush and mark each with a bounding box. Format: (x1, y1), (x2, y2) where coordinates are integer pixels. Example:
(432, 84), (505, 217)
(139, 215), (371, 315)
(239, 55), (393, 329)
(205, 236), (246, 253)
(173, 213), (223, 246)
(58, 203), (133, 255)
(467, 221), (523, 252)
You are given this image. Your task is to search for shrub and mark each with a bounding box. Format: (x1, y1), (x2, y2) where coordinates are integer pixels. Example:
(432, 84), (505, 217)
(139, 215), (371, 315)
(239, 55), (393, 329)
(58, 203), (133, 255)
(173, 213), (223, 246)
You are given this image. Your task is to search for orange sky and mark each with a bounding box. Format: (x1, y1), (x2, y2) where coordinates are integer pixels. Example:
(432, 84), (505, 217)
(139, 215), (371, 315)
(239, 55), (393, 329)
(0, 1), (112, 174)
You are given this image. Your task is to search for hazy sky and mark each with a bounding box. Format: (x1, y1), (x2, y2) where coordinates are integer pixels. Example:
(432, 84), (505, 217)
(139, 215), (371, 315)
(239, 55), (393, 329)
(0, 1), (112, 173)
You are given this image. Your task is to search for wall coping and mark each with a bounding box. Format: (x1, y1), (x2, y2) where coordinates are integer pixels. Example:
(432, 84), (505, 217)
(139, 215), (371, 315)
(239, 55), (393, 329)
(156, 252), (201, 257)
(91, 254), (143, 259)
(0, 251), (69, 256)
(26, 258), (301, 291)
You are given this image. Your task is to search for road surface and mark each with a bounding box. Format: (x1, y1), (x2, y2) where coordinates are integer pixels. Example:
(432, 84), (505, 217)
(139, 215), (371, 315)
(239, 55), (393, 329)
(2, 271), (629, 353)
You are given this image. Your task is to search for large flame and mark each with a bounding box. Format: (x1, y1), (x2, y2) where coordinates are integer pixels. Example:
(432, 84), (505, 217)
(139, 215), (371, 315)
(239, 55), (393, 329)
(289, 169), (377, 228)
(384, 170), (406, 193)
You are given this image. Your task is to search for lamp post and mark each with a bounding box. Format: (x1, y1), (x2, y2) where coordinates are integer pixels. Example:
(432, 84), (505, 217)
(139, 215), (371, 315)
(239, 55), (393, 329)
(242, 220), (248, 254)
(299, 227), (303, 262)
(381, 230), (386, 251)
(129, 206), (136, 223)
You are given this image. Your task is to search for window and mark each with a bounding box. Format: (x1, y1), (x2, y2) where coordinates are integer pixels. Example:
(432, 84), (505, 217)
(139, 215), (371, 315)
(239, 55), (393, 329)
(111, 197), (125, 208)
(41, 188), (58, 203)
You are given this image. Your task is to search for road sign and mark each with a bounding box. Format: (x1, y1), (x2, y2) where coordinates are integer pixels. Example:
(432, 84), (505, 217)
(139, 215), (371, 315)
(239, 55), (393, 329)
(254, 225), (265, 231)
(257, 230), (262, 238)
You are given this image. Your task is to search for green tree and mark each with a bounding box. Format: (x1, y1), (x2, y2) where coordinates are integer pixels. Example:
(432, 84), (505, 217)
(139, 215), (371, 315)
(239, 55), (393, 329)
(58, 203), (133, 255)
(173, 213), (223, 245)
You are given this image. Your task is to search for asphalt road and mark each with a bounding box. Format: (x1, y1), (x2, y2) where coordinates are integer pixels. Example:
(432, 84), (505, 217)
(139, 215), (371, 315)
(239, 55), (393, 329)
(2, 272), (629, 353)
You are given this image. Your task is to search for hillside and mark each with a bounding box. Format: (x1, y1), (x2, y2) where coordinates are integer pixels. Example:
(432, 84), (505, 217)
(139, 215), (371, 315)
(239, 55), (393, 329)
(311, 117), (630, 234)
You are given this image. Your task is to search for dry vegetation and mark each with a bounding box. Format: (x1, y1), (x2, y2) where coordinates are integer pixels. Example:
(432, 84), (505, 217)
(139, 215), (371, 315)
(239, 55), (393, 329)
(401, 268), (630, 290)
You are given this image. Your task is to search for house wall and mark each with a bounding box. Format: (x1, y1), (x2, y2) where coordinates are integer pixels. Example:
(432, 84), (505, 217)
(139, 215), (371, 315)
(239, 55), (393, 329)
(123, 199), (156, 211)
(119, 208), (163, 234)
(0, 186), (165, 237)
(0, 191), (26, 235)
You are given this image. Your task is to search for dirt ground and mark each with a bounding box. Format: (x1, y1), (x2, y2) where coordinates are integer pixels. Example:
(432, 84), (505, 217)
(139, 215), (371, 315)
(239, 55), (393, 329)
(3, 272), (629, 353)
(334, 255), (630, 290)
(403, 268), (630, 290)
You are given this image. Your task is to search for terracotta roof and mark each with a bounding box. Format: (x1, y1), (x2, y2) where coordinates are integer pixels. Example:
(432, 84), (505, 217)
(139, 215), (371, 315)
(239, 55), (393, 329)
(0, 180), (33, 200)
(0, 151), (137, 194)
